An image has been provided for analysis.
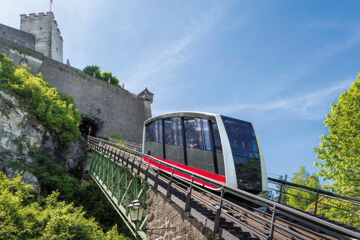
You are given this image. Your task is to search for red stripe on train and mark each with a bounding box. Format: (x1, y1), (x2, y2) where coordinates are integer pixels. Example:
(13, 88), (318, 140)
(142, 155), (226, 190)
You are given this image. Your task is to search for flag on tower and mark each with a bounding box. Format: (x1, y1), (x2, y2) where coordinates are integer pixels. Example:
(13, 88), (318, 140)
(50, 0), (53, 11)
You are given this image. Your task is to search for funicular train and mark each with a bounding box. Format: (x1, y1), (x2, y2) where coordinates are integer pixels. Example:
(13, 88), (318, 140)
(142, 112), (268, 194)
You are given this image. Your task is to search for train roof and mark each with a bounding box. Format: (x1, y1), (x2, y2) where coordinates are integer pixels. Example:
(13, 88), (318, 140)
(144, 111), (254, 126)
(144, 111), (218, 125)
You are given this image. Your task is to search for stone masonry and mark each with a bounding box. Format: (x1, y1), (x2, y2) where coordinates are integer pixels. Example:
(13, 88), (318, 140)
(0, 11), (153, 143)
(0, 37), (152, 143)
(146, 190), (214, 240)
(0, 23), (35, 49)
(20, 12), (63, 62)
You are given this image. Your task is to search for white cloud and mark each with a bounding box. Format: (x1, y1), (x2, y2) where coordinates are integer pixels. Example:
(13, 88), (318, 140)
(207, 79), (353, 119)
(123, 3), (226, 94)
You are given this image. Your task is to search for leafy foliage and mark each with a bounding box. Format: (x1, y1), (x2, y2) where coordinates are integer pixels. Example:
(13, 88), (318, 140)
(110, 133), (126, 142)
(83, 65), (102, 79)
(314, 74), (360, 228)
(83, 65), (120, 87)
(0, 171), (129, 240)
(284, 167), (321, 211)
(0, 54), (81, 147)
(29, 150), (133, 235)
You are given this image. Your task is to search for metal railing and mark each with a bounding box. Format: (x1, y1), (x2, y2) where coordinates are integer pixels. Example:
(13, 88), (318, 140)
(87, 136), (360, 240)
(267, 177), (360, 228)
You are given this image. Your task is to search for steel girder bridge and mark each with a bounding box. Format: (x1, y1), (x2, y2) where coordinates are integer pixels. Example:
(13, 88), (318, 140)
(86, 136), (360, 240)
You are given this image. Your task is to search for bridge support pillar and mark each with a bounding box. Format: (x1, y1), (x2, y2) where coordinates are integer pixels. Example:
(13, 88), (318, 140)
(146, 190), (214, 240)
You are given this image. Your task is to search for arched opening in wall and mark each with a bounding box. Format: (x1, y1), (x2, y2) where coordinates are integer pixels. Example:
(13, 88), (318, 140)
(79, 117), (98, 137)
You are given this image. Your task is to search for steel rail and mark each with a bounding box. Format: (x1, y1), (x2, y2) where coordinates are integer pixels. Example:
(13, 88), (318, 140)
(268, 177), (360, 204)
(91, 141), (322, 240)
(88, 136), (360, 239)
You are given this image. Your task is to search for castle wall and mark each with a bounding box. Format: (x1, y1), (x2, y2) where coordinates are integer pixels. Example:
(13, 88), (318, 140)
(51, 20), (63, 62)
(0, 23), (35, 49)
(20, 12), (63, 63)
(0, 38), (151, 143)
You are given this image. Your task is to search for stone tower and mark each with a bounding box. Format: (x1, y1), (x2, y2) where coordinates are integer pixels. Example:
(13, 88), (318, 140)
(20, 12), (63, 62)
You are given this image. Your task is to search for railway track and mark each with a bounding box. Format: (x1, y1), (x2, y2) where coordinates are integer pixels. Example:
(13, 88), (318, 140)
(88, 136), (360, 240)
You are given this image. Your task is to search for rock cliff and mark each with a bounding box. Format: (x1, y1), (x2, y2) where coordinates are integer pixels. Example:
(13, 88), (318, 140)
(0, 90), (83, 192)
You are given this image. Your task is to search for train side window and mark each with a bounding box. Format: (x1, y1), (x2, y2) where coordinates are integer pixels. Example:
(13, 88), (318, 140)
(145, 123), (151, 142)
(185, 118), (215, 173)
(145, 120), (163, 158)
(212, 122), (222, 152)
(184, 118), (203, 150)
(147, 120), (162, 143)
(164, 117), (184, 164)
(202, 119), (212, 151)
(154, 120), (163, 143)
(164, 117), (183, 146)
(148, 122), (155, 142)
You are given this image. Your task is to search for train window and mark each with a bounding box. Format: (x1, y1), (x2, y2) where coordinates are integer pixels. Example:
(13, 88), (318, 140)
(145, 120), (163, 158)
(185, 118), (215, 173)
(164, 117), (185, 164)
(212, 121), (225, 175)
(154, 120), (163, 143)
(202, 120), (212, 151)
(184, 118), (203, 150)
(212, 122), (222, 153)
(164, 118), (182, 146)
(145, 123), (151, 142)
(222, 116), (259, 159)
(221, 116), (261, 190)
(146, 122), (154, 142)
(147, 120), (162, 143)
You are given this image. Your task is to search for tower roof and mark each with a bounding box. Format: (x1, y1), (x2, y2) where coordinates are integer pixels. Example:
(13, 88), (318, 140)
(138, 88), (154, 103)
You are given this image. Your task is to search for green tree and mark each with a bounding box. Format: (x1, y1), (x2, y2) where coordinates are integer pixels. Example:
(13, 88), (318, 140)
(102, 72), (120, 86)
(83, 65), (121, 87)
(28, 150), (133, 235)
(285, 166), (321, 211)
(314, 74), (360, 228)
(0, 171), (129, 240)
(83, 65), (102, 79)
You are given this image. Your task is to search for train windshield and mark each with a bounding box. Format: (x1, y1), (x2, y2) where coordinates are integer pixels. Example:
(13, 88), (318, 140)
(221, 116), (262, 191)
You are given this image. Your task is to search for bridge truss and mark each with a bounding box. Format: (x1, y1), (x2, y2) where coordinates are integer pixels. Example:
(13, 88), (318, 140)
(87, 136), (360, 240)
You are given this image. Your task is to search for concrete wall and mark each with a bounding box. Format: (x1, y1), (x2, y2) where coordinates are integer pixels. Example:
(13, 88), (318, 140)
(20, 12), (63, 63)
(0, 38), (152, 143)
(0, 23), (35, 49)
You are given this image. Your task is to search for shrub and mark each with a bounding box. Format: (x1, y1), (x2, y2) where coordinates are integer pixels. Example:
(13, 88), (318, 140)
(29, 150), (133, 235)
(83, 65), (121, 87)
(0, 171), (130, 240)
(0, 54), (81, 147)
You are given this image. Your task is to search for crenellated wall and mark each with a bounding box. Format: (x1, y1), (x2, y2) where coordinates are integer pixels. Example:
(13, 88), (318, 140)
(20, 12), (63, 62)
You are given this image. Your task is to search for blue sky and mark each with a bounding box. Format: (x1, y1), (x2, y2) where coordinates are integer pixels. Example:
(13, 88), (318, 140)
(1, 0), (359, 179)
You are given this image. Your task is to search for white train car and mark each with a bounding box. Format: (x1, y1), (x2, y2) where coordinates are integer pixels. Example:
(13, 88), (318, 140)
(142, 112), (268, 194)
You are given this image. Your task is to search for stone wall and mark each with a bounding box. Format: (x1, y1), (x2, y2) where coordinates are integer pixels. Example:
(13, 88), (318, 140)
(0, 23), (35, 49)
(146, 190), (213, 240)
(20, 12), (63, 62)
(0, 37), (152, 143)
(50, 19), (63, 62)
